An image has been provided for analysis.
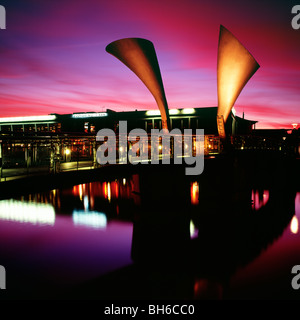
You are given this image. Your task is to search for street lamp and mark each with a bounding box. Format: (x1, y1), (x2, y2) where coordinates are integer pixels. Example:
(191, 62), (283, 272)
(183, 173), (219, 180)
(64, 148), (71, 162)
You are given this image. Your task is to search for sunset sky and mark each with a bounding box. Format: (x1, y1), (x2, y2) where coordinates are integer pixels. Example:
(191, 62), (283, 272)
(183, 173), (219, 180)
(0, 0), (299, 128)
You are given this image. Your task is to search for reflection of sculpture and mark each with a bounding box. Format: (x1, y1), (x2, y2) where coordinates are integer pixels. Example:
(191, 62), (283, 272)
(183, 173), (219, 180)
(106, 38), (170, 131)
(217, 25), (260, 137)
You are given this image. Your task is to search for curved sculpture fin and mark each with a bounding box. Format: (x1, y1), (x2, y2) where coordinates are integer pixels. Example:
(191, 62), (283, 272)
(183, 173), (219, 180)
(217, 25), (260, 134)
(106, 38), (170, 130)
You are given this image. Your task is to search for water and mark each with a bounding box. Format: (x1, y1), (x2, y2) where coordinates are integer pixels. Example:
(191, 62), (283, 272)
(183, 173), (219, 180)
(0, 169), (299, 299)
(0, 179), (135, 298)
(228, 193), (300, 299)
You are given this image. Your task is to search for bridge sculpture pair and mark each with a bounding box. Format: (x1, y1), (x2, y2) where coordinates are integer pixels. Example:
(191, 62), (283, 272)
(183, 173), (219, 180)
(106, 25), (260, 139)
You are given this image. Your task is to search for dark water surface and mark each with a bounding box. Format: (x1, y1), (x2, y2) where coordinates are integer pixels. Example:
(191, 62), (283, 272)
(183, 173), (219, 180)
(0, 162), (299, 300)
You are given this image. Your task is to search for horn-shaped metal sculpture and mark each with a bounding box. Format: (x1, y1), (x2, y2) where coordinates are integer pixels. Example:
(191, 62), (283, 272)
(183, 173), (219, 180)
(106, 38), (170, 131)
(217, 25), (260, 138)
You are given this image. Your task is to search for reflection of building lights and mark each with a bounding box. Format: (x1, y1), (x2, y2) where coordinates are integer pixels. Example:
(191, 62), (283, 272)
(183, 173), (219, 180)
(79, 184), (83, 201)
(0, 199), (55, 225)
(190, 220), (198, 239)
(194, 278), (223, 300)
(291, 216), (298, 234)
(191, 182), (199, 205)
(115, 182), (119, 198)
(107, 182), (111, 202)
(84, 195), (89, 211)
(104, 182), (107, 198)
(72, 210), (107, 229)
(103, 181), (111, 202)
(252, 190), (269, 210)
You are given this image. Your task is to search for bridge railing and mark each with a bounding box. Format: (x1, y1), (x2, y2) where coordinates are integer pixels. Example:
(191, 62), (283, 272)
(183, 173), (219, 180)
(0, 131), (298, 181)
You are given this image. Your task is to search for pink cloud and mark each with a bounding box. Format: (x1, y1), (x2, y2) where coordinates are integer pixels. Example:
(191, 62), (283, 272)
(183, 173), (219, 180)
(0, 0), (299, 130)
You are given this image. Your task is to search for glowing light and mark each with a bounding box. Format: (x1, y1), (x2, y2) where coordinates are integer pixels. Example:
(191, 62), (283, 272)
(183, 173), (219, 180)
(0, 199), (55, 225)
(65, 148), (71, 155)
(79, 184), (83, 201)
(103, 181), (111, 201)
(169, 109), (180, 115)
(123, 178), (126, 185)
(191, 182), (199, 205)
(146, 110), (161, 116)
(291, 216), (298, 234)
(107, 182), (111, 202)
(72, 112), (108, 118)
(83, 195), (89, 211)
(0, 115), (56, 123)
(115, 182), (119, 198)
(292, 123), (298, 129)
(73, 210), (107, 229)
(190, 220), (198, 239)
(182, 108), (195, 114)
(104, 182), (107, 198)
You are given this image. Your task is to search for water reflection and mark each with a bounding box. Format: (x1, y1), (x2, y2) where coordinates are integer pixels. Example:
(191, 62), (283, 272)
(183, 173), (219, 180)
(191, 182), (199, 205)
(0, 199), (55, 225)
(18, 178), (138, 224)
(189, 187), (296, 299)
(0, 161), (299, 299)
(251, 189), (269, 210)
(290, 215), (298, 234)
(125, 164), (298, 300)
(189, 220), (199, 239)
(72, 210), (107, 229)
